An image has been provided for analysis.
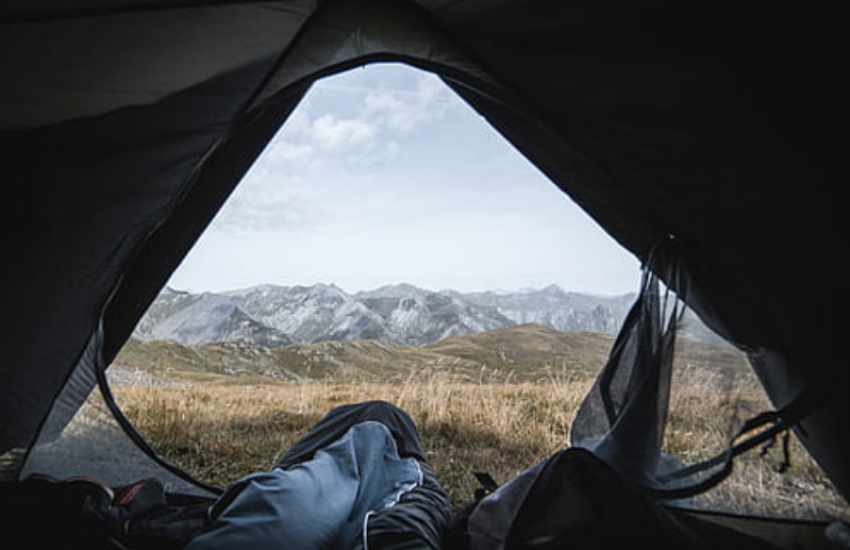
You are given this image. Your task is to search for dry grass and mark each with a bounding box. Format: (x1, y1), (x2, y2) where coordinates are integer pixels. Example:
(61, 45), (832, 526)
(115, 373), (591, 505)
(664, 363), (847, 518)
(113, 368), (849, 521)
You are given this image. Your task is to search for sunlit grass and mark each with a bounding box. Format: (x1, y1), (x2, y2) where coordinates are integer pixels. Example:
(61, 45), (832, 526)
(114, 369), (848, 520)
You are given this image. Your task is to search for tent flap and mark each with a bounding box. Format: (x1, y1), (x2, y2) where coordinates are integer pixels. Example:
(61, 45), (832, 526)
(0, 0), (842, 510)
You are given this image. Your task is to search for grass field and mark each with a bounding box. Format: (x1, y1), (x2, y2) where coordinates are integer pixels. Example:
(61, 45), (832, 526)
(113, 366), (849, 521)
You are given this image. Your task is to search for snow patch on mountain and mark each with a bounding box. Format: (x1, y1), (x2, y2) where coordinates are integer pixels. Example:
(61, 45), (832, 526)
(134, 282), (635, 347)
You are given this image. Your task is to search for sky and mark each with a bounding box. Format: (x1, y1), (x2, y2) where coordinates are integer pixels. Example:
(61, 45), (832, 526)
(167, 63), (641, 296)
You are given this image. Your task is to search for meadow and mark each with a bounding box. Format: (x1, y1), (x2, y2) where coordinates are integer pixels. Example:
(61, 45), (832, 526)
(113, 364), (849, 521)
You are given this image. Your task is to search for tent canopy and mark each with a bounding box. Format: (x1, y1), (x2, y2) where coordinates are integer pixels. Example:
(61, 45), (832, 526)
(0, 0), (840, 505)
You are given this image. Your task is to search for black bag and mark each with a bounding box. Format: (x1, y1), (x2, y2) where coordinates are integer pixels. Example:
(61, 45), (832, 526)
(0, 475), (120, 549)
(450, 448), (779, 550)
(0, 476), (209, 550)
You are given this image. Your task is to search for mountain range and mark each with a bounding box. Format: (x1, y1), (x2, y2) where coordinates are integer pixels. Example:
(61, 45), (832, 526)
(133, 283), (635, 348)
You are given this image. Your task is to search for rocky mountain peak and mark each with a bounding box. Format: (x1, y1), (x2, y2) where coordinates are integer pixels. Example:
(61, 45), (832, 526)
(135, 283), (634, 348)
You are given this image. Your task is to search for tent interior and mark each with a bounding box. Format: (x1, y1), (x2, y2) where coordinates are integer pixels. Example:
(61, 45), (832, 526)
(0, 0), (841, 548)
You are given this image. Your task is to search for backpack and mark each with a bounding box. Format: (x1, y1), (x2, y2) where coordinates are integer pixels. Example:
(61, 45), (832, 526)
(448, 448), (778, 550)
(0, 475), (209, 549)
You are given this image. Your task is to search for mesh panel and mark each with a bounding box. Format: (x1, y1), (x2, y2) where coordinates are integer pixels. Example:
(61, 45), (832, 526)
(19, 326), (216, 497)
(665, 314), (848, 519)
(571, 249), (849, 520)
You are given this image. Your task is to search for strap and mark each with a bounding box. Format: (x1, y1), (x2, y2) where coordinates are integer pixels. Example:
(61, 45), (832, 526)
(472, 471), (499, 500)
(646, 385), (819, 500)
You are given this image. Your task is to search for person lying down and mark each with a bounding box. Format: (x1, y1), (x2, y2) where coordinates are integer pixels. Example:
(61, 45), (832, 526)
(185, 400), (452, 550)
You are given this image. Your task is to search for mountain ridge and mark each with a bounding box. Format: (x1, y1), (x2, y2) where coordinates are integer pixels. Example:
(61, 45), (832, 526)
(134, 282), (635, 348)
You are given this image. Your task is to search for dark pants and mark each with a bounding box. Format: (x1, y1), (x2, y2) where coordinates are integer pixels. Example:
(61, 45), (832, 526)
(275, 400), (427, 469)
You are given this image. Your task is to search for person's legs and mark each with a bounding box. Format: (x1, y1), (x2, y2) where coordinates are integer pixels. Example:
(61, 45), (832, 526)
(275, 400), (427, 469)
(188, 421), (425, 550)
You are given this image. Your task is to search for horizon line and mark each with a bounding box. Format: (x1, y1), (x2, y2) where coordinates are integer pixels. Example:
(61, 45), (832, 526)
(165, 280), (638, 298)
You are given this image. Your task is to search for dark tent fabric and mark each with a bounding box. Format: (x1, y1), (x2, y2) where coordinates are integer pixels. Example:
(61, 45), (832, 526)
(0, 0), (841, 519)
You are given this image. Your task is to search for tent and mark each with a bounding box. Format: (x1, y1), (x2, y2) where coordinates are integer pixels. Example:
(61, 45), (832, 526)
(0, 0), (841, 545)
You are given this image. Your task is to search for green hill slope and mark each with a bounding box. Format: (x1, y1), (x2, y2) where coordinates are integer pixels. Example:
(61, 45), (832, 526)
(113, 324), (615, 384)
(423, 324), (613, 379)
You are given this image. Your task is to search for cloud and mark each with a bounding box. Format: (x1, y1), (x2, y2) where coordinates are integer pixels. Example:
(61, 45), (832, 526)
(255, 69), (456, 173)
(266, 141), (313, 163)
(364, 72), (454, 132)
(347, 139), (400, 168)
(212, 172), (317, 232)
(209, 69), (471, 238)
(311, 114), (377, 150)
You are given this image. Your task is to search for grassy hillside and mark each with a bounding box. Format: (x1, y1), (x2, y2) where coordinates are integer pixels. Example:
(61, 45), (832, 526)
(423, 325), (614, 379)
(114, 322), (755, 387)
(114, 324), (616, 384)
